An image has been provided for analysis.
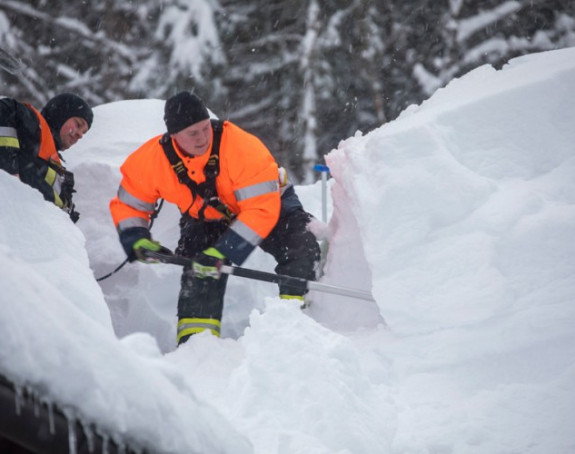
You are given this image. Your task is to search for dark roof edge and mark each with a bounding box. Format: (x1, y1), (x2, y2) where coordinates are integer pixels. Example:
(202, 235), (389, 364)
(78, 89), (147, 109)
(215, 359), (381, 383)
(0, 373), (147, 454)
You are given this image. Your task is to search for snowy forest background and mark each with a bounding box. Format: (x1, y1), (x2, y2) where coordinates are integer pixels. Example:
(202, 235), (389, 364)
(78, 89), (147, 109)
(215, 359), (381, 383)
(1, 0), (575, 182)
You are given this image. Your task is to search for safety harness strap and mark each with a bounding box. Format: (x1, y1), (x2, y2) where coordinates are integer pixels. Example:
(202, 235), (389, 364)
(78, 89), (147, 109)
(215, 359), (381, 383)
(160, 119), (232, 222)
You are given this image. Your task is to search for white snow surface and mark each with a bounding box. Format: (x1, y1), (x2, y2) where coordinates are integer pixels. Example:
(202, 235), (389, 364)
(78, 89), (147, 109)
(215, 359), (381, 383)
(1, 47), (575, 453)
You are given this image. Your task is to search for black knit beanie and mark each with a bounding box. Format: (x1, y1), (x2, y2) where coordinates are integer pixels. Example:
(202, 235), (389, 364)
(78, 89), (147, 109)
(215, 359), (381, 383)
(41, 93), (94, 133)
(164, 92), (210, 134)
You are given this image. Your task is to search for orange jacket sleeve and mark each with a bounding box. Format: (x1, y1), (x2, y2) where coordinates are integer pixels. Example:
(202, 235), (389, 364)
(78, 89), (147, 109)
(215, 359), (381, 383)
(109, 136), (165, 232)
(214, 122), (281, 264)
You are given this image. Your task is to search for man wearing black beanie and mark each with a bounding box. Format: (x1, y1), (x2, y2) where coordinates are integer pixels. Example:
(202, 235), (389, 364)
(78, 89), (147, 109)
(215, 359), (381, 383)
(163, 92), (210, 135)
(41, 93), (93, 150)
(0, 93), (93, 222)
(111, 91), (320, 346)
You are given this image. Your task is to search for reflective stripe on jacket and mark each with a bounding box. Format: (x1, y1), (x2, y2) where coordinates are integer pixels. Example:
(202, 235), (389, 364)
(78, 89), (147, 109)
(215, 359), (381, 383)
(110, 121), (281, 264)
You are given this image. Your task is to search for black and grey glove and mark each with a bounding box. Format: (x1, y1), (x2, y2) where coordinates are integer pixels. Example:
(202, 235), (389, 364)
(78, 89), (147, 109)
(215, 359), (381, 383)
(67, 204), (80, 223)
(59, 170), (76, 208)
(59, 170), (80, 222)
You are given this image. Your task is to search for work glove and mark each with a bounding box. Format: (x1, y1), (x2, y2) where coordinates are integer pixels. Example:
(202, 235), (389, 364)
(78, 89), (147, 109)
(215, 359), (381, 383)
(67, 204), (80, 223)
(133, 238), (173, 263)
(57, 170), (80, 222)
(59, 170), (76, 208)
(192, 247), (225, 279)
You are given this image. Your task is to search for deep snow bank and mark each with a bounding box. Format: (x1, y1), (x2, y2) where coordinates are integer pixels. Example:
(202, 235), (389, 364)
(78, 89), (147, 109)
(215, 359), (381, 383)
(323, 46), (575, 453)
(0, 172), (253, 454)
(328, 47), (575, 335)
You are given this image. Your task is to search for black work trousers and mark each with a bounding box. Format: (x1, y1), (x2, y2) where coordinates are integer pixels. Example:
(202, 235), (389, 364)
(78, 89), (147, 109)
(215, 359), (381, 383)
(176, 208), (320, 337)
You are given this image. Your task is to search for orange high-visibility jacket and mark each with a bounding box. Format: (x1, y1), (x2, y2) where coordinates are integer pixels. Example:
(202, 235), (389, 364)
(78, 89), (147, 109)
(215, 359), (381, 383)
(0, 99), (66, 207)
(110, 121), (281, 265)
(27, 105), (61, 165)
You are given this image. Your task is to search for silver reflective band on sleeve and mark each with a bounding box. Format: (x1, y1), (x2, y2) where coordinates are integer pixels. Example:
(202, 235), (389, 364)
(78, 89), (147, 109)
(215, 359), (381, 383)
(234, 180), (279, 201)
(0, 126), (19, 148)
(117, 186), (156, 212)
(230, 219), (262, 246)
(117, 217), (149, 231)
(0, 126), (18, 137)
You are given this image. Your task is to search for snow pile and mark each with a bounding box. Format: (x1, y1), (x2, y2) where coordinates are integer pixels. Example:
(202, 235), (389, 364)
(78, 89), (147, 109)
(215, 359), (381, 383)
(332, 47), (575, 335)
(326, 47), (575, 452)
(0, 47), (574, 453)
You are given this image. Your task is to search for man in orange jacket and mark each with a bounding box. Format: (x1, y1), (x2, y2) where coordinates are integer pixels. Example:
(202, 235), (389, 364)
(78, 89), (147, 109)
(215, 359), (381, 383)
(110, 91), (320, 345)
(0, 93), (93, 222)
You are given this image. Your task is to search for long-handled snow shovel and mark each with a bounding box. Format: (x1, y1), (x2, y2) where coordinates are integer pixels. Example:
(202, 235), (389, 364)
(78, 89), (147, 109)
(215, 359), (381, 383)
(142, 250), (375, 302)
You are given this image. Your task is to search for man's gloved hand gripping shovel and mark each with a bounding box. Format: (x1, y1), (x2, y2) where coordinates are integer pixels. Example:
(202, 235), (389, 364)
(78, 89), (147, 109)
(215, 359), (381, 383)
(141, 249), (375, 302)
